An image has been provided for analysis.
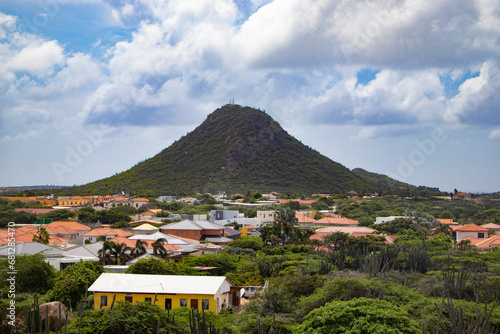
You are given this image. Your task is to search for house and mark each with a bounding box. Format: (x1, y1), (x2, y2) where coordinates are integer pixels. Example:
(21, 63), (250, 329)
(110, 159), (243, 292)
(435, 219), (459, 225)
(81, 228), (133, 243)
(88, 273), (238, 313)
(481, 223), (500, 234)
(316, 217), (360, 226)
(453, 224), (489, 241)
(453, 192), (472, 200)
(461, 235), (500, 251)
(159, 220), (232, 245)
(46, 221), (91, 236)
(132, 223), (159, 235)
(131, 197), (150, 208)
(209, 210), (241, 223)
(157, 196), (175, 203)
(375, 216), (406, 225)
(310, 226), (376, 243)
(296, 214), (317, 224)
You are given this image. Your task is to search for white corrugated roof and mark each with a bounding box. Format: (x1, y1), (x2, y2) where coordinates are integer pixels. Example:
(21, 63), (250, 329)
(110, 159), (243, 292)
(88, 273), (231, 295)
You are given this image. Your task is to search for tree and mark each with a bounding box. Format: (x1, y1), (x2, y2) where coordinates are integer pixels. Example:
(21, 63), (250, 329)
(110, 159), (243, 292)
(51, 261), (104, 307)
(151, 238), (168, 257)
(433, 223), (452, 236)
(98, 241), (131, 265)
(132, 239), (148, 257)
(274, 207), (298, 245)
(322, 232), (349, 251)
(41, 209), (77, 220)
(125, 257), (171, 275)
(227, 236), (264, 251)
(0, 253), (56, 294)
(294, 298), (421, 334)
(32, 227), (51, 244)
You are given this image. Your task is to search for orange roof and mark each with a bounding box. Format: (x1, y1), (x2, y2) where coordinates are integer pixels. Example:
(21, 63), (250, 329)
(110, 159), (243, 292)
(317, 217), (359, 225)
(463, 235), (500, 250)
(113, 197), (128, 202)
(15, 225), (39, 235)
(296, 214), (317, 223)
(435, 219), (457, 225)
(455, 223), (489, 233)
(455, 192), (471, 196)
(132, 197), (150, 202)
(103, 195), (114, 199)
(82, 228), (133, 238)
(46, 225), (78, 235)
(47, 221), (91, 231)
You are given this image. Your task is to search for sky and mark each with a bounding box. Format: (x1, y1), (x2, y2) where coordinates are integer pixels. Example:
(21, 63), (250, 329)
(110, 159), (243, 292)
(0, 0), (499, 194)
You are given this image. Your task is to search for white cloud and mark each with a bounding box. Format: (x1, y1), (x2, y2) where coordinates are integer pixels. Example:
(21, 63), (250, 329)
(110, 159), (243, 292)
(489, 128), (500, 139)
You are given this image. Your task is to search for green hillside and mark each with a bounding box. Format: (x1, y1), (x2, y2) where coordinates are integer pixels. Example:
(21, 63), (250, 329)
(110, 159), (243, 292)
(66, 105), (436, 196)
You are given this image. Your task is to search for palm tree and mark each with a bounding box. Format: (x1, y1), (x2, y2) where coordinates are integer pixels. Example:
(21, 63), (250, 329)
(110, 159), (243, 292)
(433, 223), (452, 236)
(133, 239), (148, 257)
(322, 231), (349, 251)
(98, 241), (114, 265)
(109, 242), (132, 265)
(274, 207), (298, 245)
(32, 227), (51, 244)
(152, 238), (168, 257)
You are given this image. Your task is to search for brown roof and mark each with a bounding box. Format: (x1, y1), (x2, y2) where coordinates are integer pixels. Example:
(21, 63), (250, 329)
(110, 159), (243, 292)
(436, 219), (458, 225)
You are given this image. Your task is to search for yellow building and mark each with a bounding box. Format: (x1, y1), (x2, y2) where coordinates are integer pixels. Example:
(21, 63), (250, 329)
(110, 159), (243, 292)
(88, 273), (237, 314)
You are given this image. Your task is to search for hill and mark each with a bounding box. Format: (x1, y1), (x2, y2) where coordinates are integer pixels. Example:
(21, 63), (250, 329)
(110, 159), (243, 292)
(66, 105), (437, 196)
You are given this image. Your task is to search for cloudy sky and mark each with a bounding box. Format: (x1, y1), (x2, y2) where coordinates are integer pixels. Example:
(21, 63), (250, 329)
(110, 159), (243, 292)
(1, 0), (499, 193)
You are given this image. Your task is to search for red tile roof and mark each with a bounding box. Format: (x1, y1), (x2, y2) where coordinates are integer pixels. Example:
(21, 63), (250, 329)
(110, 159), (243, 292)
(47, 221), (91, 231)
(132, 197), (150, 202)
(317, 217), (359, 225)
(82, 228), (133, 238)
(296, 214), (317, 223)
(455, 223), (489, 232)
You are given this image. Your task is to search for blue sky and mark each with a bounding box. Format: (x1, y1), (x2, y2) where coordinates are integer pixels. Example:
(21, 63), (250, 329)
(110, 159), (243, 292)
(1, 0), (499, 193)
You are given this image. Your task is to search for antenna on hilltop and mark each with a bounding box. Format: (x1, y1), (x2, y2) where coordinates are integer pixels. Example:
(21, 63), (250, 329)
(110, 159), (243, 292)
(229, 98), (235, 105)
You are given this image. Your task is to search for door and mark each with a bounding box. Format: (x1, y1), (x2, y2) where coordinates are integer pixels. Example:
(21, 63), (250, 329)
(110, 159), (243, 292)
(165, 298), (172, 310)
(190, 299), (198, 309)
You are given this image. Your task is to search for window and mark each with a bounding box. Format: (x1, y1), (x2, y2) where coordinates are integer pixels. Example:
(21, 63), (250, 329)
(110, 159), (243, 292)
(101, 296), (108, 307)
(145, 297), (152, 303)
(125, 295), (133, 303)
(165, 298), (172, 310)
(202, 299), (209, 310)
(176, 231), (179, 236)
(195, 231), (198, 236)
(181, 231), (184, 234)
(186, 231), (189, 236)
(180, 299), (187, 307)
(478, 233), (485, 238)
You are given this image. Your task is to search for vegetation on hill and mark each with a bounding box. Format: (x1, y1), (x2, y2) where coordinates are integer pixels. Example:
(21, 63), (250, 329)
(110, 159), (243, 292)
(61, 104), (437, 196)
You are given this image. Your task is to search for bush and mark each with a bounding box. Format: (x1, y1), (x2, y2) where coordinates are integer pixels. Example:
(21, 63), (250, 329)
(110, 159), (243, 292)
(293, 297), (421, 334)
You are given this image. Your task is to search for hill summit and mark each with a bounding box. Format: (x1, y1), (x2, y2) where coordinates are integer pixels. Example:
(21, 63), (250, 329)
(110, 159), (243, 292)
(71, 104), (434, 196)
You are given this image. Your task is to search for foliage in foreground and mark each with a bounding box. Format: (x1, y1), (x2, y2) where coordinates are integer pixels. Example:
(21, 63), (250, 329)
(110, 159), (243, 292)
(292, 297), (421, 334)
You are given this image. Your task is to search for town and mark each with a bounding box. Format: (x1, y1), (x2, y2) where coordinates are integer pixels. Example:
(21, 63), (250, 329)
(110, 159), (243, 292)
(0, 190), (499, 333)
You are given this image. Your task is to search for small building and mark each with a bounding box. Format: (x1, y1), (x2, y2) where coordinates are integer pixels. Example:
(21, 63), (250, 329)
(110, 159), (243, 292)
(454, 223), (489, 241)
(132, 223), (159, 235)
(375, 216), (406, 225)
(88, 273), (238, 313)
(81, 228), (133, 243)
(210, 210), (241, 223)
(131, 197), (150, 208)
(453, 192), (472, 200)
